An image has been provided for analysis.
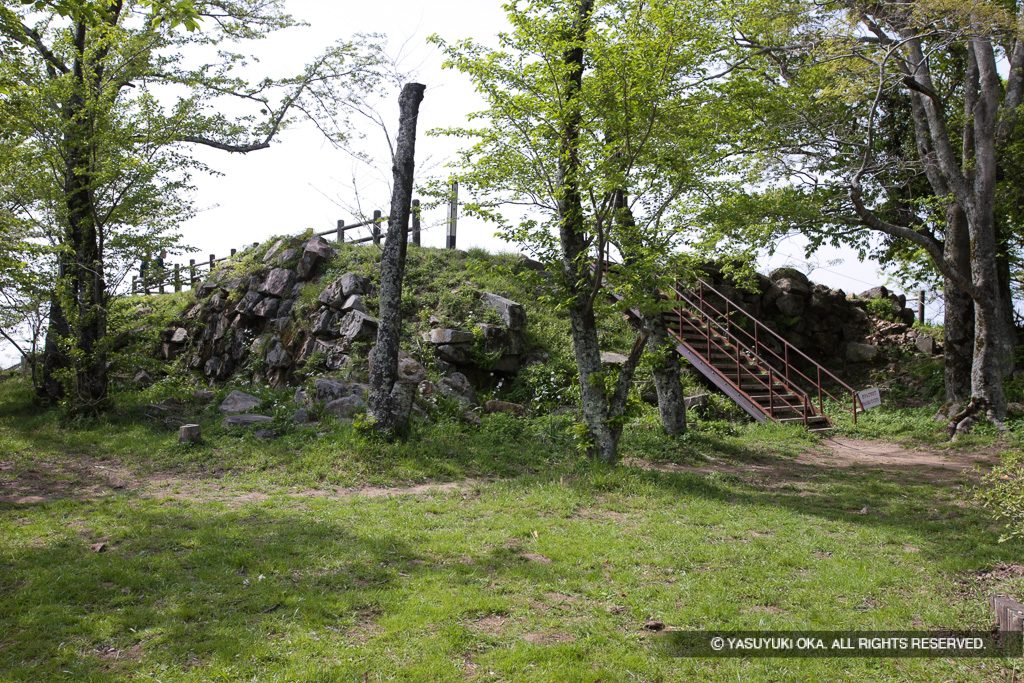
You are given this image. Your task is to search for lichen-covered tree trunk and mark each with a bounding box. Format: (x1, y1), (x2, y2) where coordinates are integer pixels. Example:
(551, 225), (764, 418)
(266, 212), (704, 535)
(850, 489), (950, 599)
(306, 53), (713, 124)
(943, 205), (973, 404)
(644, 312), (687, 435)
(367, 82), (426, 433)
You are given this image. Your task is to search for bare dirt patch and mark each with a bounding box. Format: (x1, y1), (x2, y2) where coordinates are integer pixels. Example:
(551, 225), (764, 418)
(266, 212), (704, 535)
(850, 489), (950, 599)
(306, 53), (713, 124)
(624, 436), (1001, 489)
(471, 615), (511, 635)
(522, 631), (575, 644)
(0, 457), (131, 504)
(0, 455), (489, 506)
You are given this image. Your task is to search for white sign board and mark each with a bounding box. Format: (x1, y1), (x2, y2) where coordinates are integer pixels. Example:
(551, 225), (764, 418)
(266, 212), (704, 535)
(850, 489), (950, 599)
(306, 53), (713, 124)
(858, 387), (882, 410)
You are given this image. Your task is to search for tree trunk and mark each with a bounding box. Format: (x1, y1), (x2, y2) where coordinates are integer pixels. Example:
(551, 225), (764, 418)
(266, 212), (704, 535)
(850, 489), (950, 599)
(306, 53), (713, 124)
(367, 82), (426, 433)
(644, 311), (687, 435)
(554, 0), (627, 463)
(41, 289), (69, 403)
(609, 186), (687, 436)
(943, 204), (973, 404)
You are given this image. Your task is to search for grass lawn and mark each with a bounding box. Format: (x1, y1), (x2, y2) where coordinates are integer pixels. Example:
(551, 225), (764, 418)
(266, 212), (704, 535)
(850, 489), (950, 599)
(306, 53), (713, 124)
(1, 377), (1022, 681)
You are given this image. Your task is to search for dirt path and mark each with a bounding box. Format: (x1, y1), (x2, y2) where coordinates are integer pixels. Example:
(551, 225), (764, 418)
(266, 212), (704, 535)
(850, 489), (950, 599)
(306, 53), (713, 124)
(627, 436), (1003, 488)
(0, 437), (1006, 505)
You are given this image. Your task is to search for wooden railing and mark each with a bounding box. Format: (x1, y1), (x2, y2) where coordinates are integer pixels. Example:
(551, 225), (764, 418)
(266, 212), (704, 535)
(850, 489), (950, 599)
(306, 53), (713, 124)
(131, 200), (430, 295)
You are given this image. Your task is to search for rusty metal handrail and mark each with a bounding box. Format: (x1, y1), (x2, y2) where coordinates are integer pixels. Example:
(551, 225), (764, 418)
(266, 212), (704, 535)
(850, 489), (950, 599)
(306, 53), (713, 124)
(665, 285), (815, 423)
(667, 278), (861, 424)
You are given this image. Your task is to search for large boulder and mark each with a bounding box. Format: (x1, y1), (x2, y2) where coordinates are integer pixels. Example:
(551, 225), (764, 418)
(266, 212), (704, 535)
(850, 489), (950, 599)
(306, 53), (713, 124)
(313, 310), (339, 338)
(338, 310), (378, 345)
(234, 290), (263, 317)
(313, 377), (369, 403)
(845, 342), (879, 362)
(219, 390), (261, 414)
(776, 294), (805, 317)
(325, 394), (366, 419)
(252, 297), (279, 318)
(438, 372), (477, 406)
(318, 272), (370, 309)
(264, 340), (292, 369)
(296, 235), (335, 281)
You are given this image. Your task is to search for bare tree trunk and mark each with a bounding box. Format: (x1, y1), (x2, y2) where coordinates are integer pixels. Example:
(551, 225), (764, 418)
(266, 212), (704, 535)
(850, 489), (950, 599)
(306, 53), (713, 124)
(367, 82), (426, 433)
(944, 205), (973, 404)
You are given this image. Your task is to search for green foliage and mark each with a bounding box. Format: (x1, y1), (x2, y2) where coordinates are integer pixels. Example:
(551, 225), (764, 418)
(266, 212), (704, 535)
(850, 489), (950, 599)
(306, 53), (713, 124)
(978, 451), (1024, 542)
(864, 298), (902, 323)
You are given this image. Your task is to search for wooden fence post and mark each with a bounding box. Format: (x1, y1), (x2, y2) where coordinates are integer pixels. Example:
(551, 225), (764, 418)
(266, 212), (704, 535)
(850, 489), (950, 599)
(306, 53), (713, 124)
(132, 276), (138, 295)
(412, 199), (421, 246)
(918, 290), (925, 324)
(209, 254), (215, 271)
(189, 259), (196, 287)
(373, 210), (382, 246)
(230, 248), (236, 258)
(447, 181), (458, 249)
(337, 219), (346, 243)
(174, 264), (181, 292)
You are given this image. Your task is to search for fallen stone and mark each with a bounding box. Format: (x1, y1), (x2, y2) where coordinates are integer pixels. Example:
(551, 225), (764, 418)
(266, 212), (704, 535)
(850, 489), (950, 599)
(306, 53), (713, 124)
(483, 400), (526, 417)
(425, 328), (474, 344)
(292, 409), (311, 425)
(178, 424), (202, 444)
(222, 414), (273, 427)
(219, 390), (261, 414)
(314, 377), (358, 403)
(845, 342), (879, 362)
(276, 248), (298, 265)
(325, 394), (366, 419)
(193, 390), (216, 403)
(481, 292), (526, 331)
(259, 268), (296, 298)
(170, 327), (188, 344)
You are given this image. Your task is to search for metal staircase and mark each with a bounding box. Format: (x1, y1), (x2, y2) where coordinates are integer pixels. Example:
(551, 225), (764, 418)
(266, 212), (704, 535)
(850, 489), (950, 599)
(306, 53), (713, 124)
(616, 275), (864, 431)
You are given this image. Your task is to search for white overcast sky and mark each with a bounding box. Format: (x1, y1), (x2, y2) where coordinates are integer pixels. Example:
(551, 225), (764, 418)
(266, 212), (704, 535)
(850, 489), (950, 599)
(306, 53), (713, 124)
(180, 1), (930, 304)
(0, 1), (939, 367)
